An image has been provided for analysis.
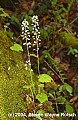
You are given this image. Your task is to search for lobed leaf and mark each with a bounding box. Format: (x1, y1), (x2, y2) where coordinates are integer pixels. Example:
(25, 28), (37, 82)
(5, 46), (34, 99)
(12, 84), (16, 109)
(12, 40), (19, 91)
(38, 74), (53, 83)
(10, 44), (23, 52)
(36, 93), (48, 103)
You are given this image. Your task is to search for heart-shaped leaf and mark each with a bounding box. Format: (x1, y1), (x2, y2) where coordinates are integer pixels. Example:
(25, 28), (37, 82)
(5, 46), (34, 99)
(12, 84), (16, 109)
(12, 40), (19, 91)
(36, 93), (48, 103)
(38, 74), (53, 83)
(10, 44), (23, 52)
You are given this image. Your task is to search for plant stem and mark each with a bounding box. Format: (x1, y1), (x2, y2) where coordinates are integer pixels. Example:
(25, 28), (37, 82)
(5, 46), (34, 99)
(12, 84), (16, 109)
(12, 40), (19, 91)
(30, 70), (35, 100)
(69, 16), (78, 25)
(36, 34), (40, 75)
(25, 31), (35, 99)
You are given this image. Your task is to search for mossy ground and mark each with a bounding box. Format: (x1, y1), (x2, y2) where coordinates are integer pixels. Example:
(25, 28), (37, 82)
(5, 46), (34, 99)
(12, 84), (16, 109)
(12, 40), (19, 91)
(0, 30), (34, 120)
(58, 31), (78, 48)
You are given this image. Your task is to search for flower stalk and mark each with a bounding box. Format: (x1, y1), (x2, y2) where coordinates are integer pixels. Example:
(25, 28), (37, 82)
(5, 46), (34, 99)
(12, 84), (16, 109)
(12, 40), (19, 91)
(21, 19), (31, 70)
(32, 15), (41, 74)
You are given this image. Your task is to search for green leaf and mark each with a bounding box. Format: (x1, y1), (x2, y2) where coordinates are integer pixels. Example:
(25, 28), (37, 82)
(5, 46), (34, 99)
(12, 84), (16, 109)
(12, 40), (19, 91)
(23, 85), (32, 89)
(11, 15), (20, 25)
(28, 10), (34, 15)
(38, 74), (53, 83)
(59, 85), (63, 92)
(56, 96), (66, 103)
(62, 84), (67, 90)
(36, 93), (48, 103)
(59, 83), (73, 94)
(10, 44), (23, 52)
(66, 84), (73, 94)
(53, 85), (58, 91)
(49, 90), (55, 95)
(51, 0), (57, 5)
(0, 8), (3, 11)
(56, 91), (61, 96)
(40, 29), (48, 40)
(66, 104), (74, 113)
(6, 31), (14, 39)
(0, 13), (10, 17)
(38, 84), (44, 88)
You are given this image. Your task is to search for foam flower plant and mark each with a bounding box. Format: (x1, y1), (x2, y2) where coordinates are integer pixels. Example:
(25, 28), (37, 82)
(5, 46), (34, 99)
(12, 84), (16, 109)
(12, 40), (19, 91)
(21, 16), (54, 104)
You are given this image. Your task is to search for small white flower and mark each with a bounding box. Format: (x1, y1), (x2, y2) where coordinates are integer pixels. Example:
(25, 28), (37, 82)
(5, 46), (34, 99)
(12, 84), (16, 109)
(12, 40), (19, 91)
(37, 27), (40, 29)
(28, 35), (30, 37)
(28, 60), (30, 63)
(39, 43), (41, 45)
(39, 39), (41, 41)
(33, 44), (35, 46)
(23, 43), (26, 45)
(38, 32), (40, 34)
(31, 69), (33, 72)
(24, 33), (27, 36)
(8, 67), (10, 70)
(34, 32), (36, 35)
(33, 49), (36, 51)
(34, 25), (36, 27)
(26, 37), (30, 40)
(29, 63), (31, 66)
(24, 30), (28, 33)
(28, 46), (31, 48)
(27, 42), (31, 46)
(34, 41), (36, 44)
(22, 31), (24, 34)
(32, 35), (35, 38)
(36, 38), (39, 41)
(22, 27), (24, 31)
(26, 61), (28, 63)
(35, 29), (38, 32)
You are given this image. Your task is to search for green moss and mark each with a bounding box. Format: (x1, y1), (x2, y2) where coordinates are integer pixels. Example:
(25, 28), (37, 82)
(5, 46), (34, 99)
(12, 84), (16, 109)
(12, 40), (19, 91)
(58, 32), (78, 47)
(0, 30), (34, 120)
